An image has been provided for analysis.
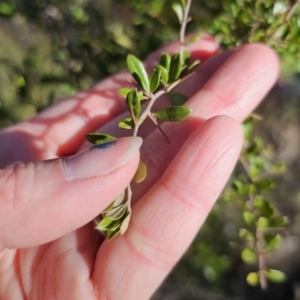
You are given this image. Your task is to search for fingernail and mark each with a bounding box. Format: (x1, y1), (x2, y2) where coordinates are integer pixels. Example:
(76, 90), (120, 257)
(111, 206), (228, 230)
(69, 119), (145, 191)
(62, 137), (143, 180)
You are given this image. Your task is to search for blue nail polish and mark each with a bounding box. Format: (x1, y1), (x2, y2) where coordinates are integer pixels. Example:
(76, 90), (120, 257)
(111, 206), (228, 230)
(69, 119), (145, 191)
(90, 141), (117, 150)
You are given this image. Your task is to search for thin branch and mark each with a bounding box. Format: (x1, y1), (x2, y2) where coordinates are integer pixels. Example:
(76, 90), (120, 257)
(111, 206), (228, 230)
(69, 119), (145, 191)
(180, 0), (192, 57)
(287, 0), (300, 20)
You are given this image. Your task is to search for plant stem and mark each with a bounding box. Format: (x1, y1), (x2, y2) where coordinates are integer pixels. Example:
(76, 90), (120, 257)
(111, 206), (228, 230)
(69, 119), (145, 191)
(180, 0), (192, 57)
(287, 0), (300, 20)
(256, 227), (268, 290)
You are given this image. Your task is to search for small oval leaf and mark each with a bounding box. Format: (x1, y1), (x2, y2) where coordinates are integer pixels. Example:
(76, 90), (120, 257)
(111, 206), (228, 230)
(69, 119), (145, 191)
(113, 191), (125, 207)
(86, 133), (116, 145)
(185, 35), (200, 46)
(246, 272), (259, 286)
(95, 218), (113, 231)
(241, 248), (256, 264)
(168, 53), (182, 83)
(120, 213), (131, 235)
(126, 89), (141, 118)
(107, 229), (120, 240)
(126, 54), (150, 92)
(118, 87), (132, 97)
(243, 211), (255, 225)
(106, 204), (128, 220)
(155, 65), (169, 85)
(264, 269), (286, 283)
(119, 118), (134, 129)
(263, 234), (282, 252)
(153, 106), (191, 122)
(149, 69), (161, 92)
(159, 53), (171, 72)
(168, 93), (187, 106)
(172, 3), (184, 22)
(134, 160), (147, 183)
(188, 59), (201, 71)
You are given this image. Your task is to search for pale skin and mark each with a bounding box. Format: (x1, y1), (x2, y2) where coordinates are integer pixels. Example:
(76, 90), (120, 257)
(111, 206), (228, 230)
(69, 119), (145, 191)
(0, 35), (279, 299)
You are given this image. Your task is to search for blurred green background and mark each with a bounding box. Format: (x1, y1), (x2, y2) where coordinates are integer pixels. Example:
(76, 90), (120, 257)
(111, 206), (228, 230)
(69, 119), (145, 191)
(1, 0), (300, 299)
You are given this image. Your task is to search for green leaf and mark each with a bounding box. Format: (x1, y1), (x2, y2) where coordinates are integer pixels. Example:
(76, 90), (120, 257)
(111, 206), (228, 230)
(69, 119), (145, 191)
(246, 272), (259, 286)
(118, 87), (132, 97)
(153, 106), (191, 122)
(168, 93), (187, 105)
(257, 217), (269, 228)
(126, 89), (141, 118)
(185, 35), (200, 46)
(270, 216), (289, 228)
(107, 229), (120, 240)
(113, 191), (125, 207)
(159, 53), (171, 72)
(182, 51), (191, 64)
(256, 178), (274, 190)
(119, 118), (134, 129)
(86, 133), (116, 145)
(241, 248), (256, 264)
(168, 53), (182, 83)
(264, 269), (286, 283)
(134, 160), (147, 183)
(149, 69), (161, 92)
(187, 60), (201, 71)
(155, 65), (169, 85)
(254, 197), (274, 218)
(243, 211), (255, 225)
(172, 3), (184, 22)
(126, 54), (150, 92)
(106, 204), (128, 220)
(120, 213), (131, 235)
(239, 228), (254, 241)
(263, 234), (282, 252)
(180, 0), (186, 7)
(95, 218), (113, 231)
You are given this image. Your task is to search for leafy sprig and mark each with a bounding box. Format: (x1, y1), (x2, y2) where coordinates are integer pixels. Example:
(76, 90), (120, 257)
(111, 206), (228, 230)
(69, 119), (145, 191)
(86, 0), (199, 240)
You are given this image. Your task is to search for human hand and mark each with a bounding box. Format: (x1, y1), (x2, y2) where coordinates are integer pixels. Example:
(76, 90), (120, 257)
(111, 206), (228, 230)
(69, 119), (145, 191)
(0, 35), (279, 299)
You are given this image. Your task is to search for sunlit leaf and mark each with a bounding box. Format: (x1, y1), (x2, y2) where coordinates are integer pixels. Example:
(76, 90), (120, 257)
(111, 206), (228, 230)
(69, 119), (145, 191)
(264, 269), (286, 283)
(120, 213), (131, 235)
(169, 53), (182, 83)
(159, 53), (171, 72)
(187, 59), (201, 71)
(134, 160), (147, 183)
(257, 216), (269, 228)
(126, 89), (141, 118)
(270, 216), (289, 228)
(172, 3), (184, 22)
(149, 69), (161, 92)
(118, 87), (132, 97)
(246, 272), (259, 286)
(106, 204), (128, 220)
(241, 248), (256, 264)
(95, 217), (113, 231)
(153, 106), (191, 122)
(185, 35), (200, 46)
(113, 191), (125, 207)
(254, 197), (274, 218)
(243, 211), (255, 225)
(86, 133), (116, 145)
(263, 234), (282, 252)
(239, 228), (254, 241)
(119, 118), (134, 129)
(107, 229), (120, 240)
(155, 65), (169, 85)
(126, 54), (150, 92)
(168, 93), (187, 105)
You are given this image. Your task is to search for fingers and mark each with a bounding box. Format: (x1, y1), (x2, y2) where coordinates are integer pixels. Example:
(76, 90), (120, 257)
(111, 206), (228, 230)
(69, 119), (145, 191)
(94, 116), (243, 299)
(0, 137), (141, 250)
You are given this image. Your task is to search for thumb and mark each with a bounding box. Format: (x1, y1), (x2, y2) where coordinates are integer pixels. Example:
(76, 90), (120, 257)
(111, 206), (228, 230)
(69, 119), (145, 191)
(0, 137), (142, 250)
